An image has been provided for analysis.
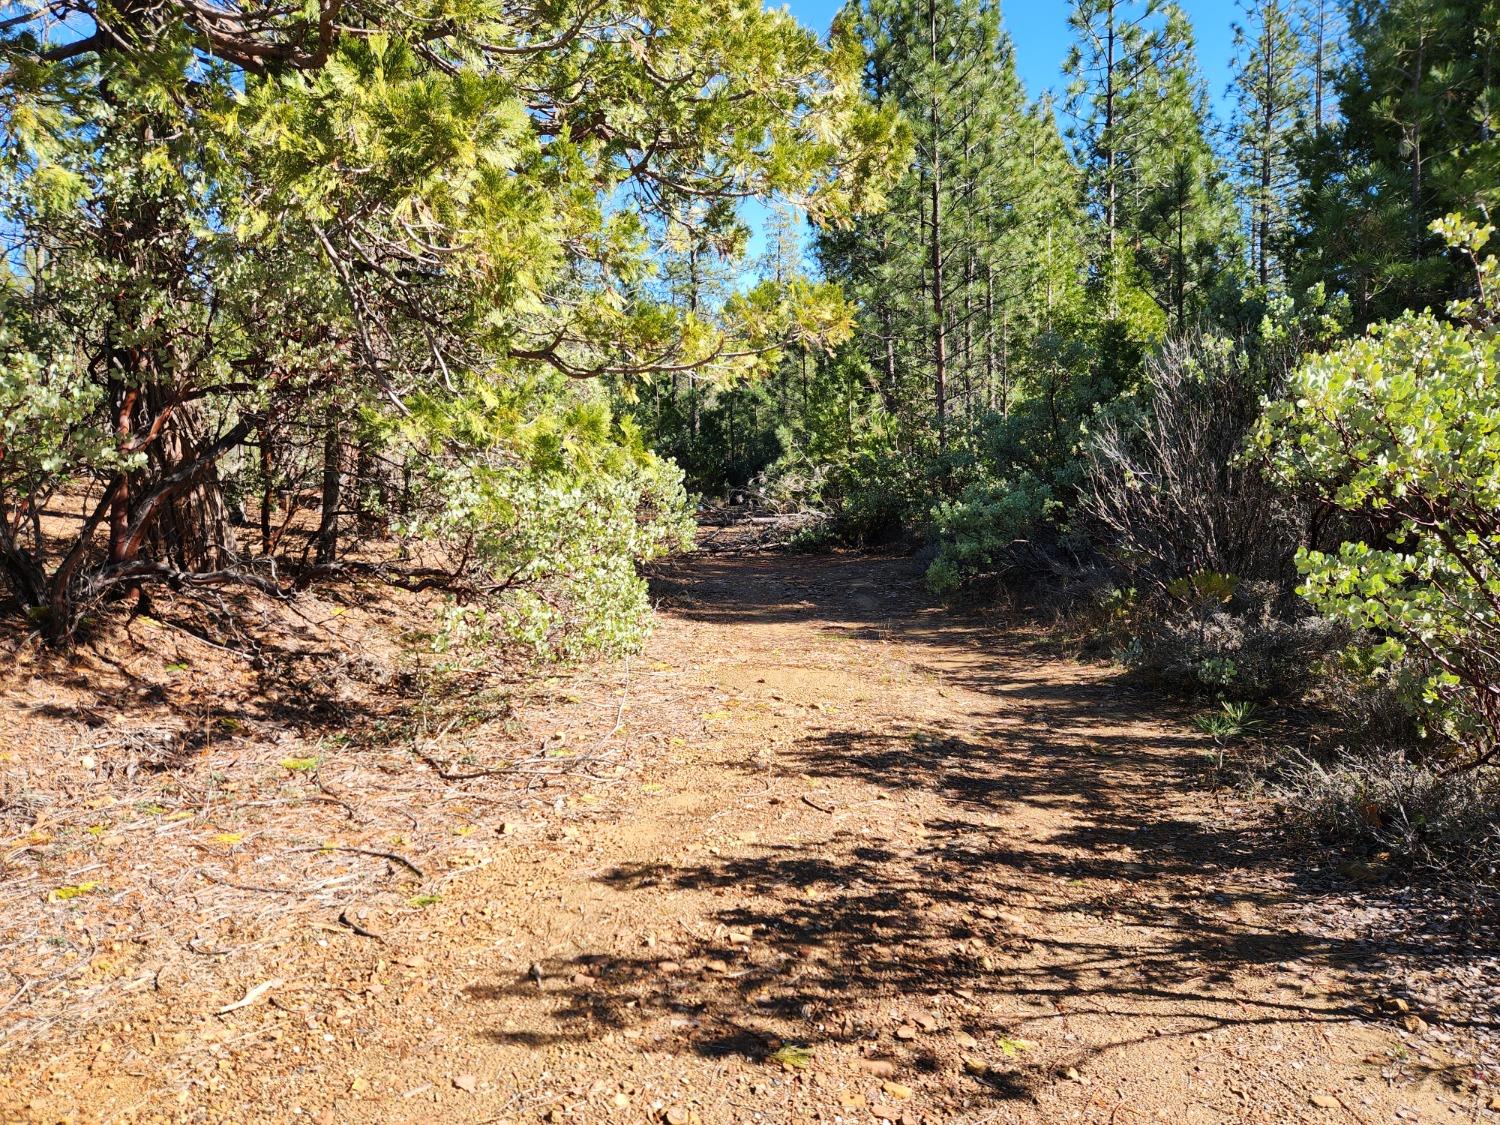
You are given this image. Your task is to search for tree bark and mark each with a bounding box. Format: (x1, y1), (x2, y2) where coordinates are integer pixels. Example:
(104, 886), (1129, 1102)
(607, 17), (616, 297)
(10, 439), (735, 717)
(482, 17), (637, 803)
(315, 405), (342, 565)
(928, 0), (947, 451)
(141, 398), (241, 570)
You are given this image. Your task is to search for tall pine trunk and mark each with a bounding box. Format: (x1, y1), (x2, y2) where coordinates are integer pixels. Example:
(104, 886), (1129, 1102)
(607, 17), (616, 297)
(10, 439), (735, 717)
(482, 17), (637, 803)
(928, 0), (947, 451)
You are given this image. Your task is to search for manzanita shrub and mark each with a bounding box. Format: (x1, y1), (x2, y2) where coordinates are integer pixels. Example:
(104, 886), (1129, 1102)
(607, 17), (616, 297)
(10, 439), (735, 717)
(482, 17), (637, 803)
(395, 380), (694, 661)
(1255, 215), (1500, 769)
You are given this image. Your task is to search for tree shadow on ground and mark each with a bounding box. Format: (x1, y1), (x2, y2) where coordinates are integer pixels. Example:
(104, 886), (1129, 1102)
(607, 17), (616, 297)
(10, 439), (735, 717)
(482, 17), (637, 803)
(455, 549), (1496, 1105)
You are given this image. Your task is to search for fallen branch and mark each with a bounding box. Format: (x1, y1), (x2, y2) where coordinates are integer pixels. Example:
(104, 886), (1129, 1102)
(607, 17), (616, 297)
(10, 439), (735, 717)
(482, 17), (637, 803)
(289, 846), (425, 880)
(337, 908), (385, 942)
(215, 977), (282, 1015)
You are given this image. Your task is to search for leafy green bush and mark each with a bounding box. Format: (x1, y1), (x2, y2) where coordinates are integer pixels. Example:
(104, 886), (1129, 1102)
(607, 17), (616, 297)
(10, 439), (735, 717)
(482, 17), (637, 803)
(0, 328), (147, 616)
(396, 382), (693, 661)
(925, 474), (1053, 594)
(757, 405), (934, 544)
(1255, 215), (1500, 769)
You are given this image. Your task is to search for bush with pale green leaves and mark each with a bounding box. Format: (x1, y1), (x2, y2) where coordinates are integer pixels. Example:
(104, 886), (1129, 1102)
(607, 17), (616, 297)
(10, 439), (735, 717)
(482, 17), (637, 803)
(0, 331), (146, 612)
(395, 381), (694, 661)
(1254, 215), (1500, 770)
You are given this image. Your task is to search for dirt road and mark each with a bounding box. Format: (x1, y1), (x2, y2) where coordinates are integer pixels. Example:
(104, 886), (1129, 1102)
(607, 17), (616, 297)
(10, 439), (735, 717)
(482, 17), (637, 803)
(6, 547), (1489, 1123)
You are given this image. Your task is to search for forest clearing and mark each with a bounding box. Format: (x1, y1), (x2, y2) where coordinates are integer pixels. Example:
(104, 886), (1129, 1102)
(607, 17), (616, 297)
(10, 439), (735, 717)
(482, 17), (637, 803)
(4, 0), (1500, 1119)
(2, 532), (1494, 1123)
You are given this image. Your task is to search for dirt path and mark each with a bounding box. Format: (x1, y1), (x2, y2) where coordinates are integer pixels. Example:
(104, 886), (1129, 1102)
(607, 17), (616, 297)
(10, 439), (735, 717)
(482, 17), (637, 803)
(7, 548), (1490, 1123)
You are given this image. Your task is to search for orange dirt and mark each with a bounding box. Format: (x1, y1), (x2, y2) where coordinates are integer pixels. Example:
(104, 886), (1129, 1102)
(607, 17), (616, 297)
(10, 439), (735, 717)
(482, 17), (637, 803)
(2, 545), (1493, 1123)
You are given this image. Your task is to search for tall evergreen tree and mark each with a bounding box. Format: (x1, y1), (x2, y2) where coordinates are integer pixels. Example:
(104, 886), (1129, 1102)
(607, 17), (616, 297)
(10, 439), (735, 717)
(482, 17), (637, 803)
(1289, 0), (1500, 322)
(1066, 1), (1235, 323)
(827, 0), (1041, 450)
(1232, 0), (1310, 289)
(1133, 7), (1244, 325)
(1064, 0), (1169, 309)
(1295, 0), (1348, 134)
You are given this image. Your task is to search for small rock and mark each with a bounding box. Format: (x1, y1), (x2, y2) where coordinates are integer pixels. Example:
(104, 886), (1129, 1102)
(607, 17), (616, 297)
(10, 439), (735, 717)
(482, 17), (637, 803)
(894, 1024), (919, 1040)
(1309, 1093), (1340, 1109)
(856, 1058), (899, 1078)
(870, 1104), (900, 1121)
(452, 1075), (478, 1093)
(881, 1081), (913, 1100)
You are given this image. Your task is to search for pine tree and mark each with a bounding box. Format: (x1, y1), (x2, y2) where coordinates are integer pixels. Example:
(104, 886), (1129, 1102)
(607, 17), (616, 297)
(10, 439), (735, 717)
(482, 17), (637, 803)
(1295, 0), (1347, 134)
(827, 0), (1037, 450)
(1065, 2), (1235, 324)
(1231, 0), (1310, 289)
(981, 99), (1087, 412)
(1064, 0), (1169, 309)
(1133, 6), (1244, 325)
(1289, 0), (1500, 322)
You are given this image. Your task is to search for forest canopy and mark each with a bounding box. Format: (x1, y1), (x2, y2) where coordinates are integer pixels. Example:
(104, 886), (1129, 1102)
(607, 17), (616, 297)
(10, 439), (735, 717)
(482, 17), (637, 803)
(0, 0), (902, 650)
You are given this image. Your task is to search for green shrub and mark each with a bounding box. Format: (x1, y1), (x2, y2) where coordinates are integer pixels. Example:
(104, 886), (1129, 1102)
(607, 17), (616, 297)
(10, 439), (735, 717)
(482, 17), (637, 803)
(925, 474), (1053, 594)
(397, 383), (693, 661)
(1255, 214), (1500, 769)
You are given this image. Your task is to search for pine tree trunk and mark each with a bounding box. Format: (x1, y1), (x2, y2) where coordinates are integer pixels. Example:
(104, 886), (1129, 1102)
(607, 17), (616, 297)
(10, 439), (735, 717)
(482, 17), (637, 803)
(1104, 0), (1118, 302)
(1408, 33), (1425, 236)
(1312, 0), (1326, 131)
(984, 263), (995, 412)
(881, 305), (897, 407)
(1260, 27), (1275, 288)
(928, 0), (947, 451)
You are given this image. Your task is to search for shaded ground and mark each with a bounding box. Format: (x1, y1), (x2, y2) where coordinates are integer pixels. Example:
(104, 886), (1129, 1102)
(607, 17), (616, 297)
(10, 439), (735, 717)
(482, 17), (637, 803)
(3, 544), (1495, 1123)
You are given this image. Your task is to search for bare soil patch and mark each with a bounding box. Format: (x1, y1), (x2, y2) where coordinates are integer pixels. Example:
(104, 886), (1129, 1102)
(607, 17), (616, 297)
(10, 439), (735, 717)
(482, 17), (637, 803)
(2, 538), (1495, 1123)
